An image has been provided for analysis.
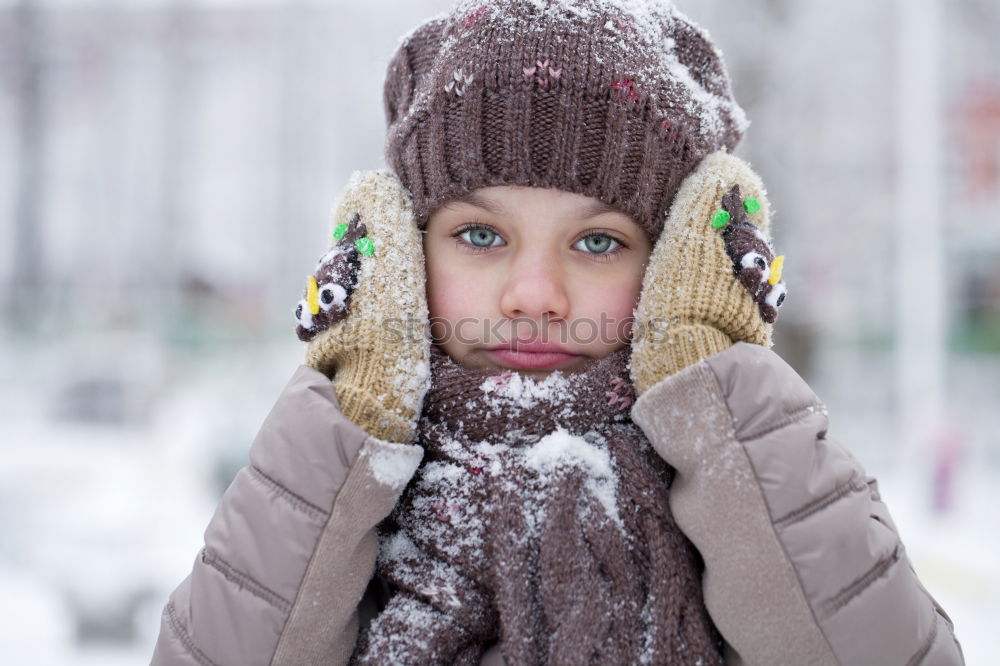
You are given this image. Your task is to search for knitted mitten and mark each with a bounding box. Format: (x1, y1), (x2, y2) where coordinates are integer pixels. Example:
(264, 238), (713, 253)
(294, 170), (430, 443)
(630, 151), (787, 395)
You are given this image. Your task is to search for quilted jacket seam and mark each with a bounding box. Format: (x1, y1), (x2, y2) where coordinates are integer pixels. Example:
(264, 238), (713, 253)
(164, 599), (219, 666)
(202, 547), (293, 614)
(905, 607), (939, 666)
(248, 464), (329, 521)
(737, 401), (827, 443)
(704, 360), (841, 663)
(773, 474), (869, 529)
(818, 545), (902, 619)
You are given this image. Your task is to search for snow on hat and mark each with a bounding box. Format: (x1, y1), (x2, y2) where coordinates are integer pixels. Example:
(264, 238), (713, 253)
(382, 0), (748, 241)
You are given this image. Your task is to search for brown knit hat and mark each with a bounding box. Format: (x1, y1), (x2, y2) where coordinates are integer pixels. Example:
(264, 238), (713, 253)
(383, 0), (747, 241)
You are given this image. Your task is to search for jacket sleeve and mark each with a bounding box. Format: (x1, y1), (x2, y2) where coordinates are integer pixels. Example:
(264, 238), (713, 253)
(151, 365), (423, 666)
(631, 342), (964, 666)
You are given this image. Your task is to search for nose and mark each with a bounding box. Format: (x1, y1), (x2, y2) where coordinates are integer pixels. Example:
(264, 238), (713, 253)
(498, 251), (571, 323)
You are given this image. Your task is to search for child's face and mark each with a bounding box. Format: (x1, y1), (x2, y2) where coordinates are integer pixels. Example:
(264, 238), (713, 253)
(424, 186), (652, 375)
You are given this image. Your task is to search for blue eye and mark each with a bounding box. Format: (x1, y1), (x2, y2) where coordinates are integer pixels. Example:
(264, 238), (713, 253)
(574, 234), (620, 254)
(460, 227), (503, 248)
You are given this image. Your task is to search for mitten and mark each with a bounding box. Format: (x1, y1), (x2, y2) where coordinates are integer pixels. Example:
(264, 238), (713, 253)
(630, 151), (787, 395)
(294, 170), (430, 443)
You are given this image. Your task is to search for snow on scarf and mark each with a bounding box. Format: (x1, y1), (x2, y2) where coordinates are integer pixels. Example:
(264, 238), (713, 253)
(351, 344), (723, 665)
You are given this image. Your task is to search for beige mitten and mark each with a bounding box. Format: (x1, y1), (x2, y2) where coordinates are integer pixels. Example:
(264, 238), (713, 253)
(293, 170), (430, 443)
(630, 151), (787, 395)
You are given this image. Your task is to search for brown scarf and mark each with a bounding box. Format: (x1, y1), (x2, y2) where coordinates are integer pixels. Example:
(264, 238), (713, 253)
(352, 345), (723, 665)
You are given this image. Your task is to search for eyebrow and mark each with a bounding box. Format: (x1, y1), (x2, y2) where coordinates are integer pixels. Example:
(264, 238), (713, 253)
(447, 191), (620, 219)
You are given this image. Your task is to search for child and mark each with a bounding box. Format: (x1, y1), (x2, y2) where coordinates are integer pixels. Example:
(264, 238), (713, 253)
(152, 1), (963, 665)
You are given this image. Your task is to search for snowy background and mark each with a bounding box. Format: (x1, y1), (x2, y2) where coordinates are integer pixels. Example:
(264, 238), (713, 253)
(1, 0), (998, 663)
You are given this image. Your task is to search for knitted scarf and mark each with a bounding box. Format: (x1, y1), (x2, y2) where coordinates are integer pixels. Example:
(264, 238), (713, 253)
(352, 345), (723, 665)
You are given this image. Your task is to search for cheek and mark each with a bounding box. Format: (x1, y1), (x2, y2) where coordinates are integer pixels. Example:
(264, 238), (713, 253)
(427, 276), (469, 324)
(567, 266), (644, 349)
(425, 253), (491, 326)
(572, 270), (643, 321)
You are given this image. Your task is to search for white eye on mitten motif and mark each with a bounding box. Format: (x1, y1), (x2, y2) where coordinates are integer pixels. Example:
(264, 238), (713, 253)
(739, 251), (771, 284)
(318, 283), (348, 312)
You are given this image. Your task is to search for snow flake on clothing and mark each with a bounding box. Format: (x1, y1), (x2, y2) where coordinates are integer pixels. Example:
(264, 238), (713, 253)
(392, 355), (430, 415)
(362, 440), (423, 490)
(479, 367), (572, 411)
(523, 428), (626, 535)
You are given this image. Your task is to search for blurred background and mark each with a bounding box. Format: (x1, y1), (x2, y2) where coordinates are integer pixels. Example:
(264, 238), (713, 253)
(1, 0), (997, 662)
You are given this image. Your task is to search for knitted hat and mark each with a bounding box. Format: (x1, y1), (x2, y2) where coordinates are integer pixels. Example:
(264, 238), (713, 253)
(383, 0), (748, 241)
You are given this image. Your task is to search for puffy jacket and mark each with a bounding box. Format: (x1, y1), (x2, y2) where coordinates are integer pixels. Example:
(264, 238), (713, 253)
(151, 343), (964, 665)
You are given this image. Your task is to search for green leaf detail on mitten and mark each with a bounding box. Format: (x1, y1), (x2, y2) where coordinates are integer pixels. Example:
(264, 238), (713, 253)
(711, 209), (731, 229)
(744, 197), (761, 214)
(333, 222), (349, 240)
(356, 237), (375, 256)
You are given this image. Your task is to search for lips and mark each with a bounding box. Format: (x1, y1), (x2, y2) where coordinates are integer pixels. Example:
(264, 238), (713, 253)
(486, 340), (580, 370)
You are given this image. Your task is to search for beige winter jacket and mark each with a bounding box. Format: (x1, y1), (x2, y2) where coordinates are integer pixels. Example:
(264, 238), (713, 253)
(151, 343), (964, 665)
